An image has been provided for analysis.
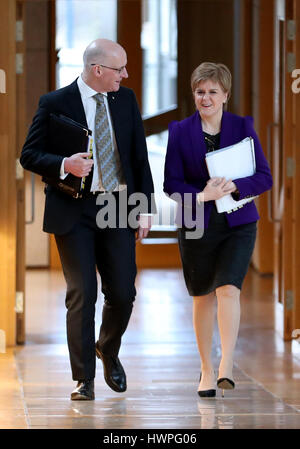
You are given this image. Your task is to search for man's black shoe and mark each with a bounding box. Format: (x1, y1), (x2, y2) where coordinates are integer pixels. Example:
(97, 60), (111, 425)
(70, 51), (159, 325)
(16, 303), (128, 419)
(71, 380), (95, 400)
(95, 342), (127, 393)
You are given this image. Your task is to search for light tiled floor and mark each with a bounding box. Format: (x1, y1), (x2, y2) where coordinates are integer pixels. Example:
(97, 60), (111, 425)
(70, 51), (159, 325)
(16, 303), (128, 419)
(0, 350), (28, 429)
(2, 267), (300, 429)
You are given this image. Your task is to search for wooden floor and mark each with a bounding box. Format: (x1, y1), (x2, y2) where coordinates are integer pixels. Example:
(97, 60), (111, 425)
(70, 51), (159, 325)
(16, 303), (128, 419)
(1, 266), (300, 429)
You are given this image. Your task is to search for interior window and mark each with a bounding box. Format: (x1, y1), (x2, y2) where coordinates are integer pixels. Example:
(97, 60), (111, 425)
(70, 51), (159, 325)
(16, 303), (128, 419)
(56, 0), (117, 88)
(141, 0), (178, 117)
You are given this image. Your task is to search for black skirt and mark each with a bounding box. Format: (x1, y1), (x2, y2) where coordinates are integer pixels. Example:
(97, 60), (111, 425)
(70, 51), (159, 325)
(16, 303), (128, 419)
(178, 205), (257, 296)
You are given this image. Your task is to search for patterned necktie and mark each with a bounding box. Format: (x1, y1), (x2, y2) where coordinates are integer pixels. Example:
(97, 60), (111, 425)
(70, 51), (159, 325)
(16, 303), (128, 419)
(94, 93), (121, 192)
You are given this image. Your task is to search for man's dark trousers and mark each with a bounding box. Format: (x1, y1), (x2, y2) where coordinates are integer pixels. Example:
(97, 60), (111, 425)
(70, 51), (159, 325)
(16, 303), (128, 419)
(55, 194), (137, 381)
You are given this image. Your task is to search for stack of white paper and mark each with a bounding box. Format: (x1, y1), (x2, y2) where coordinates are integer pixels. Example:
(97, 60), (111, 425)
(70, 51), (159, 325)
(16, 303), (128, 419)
(205, 137), (257, 213)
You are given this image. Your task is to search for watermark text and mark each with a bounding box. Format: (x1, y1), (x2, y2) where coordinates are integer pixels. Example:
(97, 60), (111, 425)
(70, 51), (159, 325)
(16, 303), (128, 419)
(95, 191), (204, 239)
(291, 69), (300, 94)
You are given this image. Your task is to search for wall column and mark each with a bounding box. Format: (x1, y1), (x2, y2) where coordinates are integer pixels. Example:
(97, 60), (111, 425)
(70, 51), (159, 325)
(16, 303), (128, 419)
(0, 0), (17, 348)
(251, 0), (274, 274)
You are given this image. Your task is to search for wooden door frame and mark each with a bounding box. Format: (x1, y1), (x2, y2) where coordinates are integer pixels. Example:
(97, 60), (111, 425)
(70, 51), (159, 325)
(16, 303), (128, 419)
(272, 0), (285, 339)
(251, 0), (275, 275)
(273, 0), (298, 341)
(49, 0), (61, 269)
(0, 0), (17, 348)
(117, 0), (143, 109)
(291, 0), (300, 348)
(281, 0), (294, 340)
(118, 0), (181, 267)
(16, 0), (27, 344)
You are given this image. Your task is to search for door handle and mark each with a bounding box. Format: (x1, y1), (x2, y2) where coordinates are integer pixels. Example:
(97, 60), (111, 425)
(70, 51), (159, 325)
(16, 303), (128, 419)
(25, 173), (35, 225)
(267, 122), (281, 223)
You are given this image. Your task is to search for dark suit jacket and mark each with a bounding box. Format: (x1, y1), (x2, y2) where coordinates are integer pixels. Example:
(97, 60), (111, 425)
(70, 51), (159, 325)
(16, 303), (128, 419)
(21, 80), (155, 235)
(164, 110), (273, 228)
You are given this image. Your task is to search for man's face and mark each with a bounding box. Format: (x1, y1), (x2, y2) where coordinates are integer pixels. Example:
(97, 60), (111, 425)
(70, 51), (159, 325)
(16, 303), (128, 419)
(94, 48), (128, 92)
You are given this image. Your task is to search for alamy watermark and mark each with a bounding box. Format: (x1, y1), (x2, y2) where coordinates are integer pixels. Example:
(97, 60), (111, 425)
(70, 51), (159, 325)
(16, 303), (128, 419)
(291, 69), (300, 94)
(94, 191), (204, 239)
(0, 69), (6, 94)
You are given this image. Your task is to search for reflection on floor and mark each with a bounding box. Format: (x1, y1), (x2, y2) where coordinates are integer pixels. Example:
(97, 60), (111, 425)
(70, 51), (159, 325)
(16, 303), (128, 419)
(1, 267), (300, 429)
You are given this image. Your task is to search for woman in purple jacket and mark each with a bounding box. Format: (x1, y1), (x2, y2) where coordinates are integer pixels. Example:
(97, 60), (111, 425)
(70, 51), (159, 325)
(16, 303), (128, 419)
(164, 62), (273, 398)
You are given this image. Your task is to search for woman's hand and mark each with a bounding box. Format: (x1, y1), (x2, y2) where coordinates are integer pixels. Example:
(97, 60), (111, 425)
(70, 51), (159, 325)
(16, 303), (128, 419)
(202, 177), (237, 201)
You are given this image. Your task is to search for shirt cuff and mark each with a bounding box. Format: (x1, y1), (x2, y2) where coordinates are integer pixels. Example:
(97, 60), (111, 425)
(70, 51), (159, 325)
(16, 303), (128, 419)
(60, 158), (69, 180)
(196, 192), (205, 204)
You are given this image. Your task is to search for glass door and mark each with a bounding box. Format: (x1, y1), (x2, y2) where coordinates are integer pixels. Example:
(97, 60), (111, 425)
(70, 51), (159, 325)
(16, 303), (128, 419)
(138, 0), (181, 267)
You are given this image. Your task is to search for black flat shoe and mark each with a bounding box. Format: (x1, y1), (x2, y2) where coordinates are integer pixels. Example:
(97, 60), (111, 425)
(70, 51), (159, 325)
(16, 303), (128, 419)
(71, 380), (95, 400)
(198, 372), (216, 398)
(95, 341), (127, 393)
(217, 377), (235, 397)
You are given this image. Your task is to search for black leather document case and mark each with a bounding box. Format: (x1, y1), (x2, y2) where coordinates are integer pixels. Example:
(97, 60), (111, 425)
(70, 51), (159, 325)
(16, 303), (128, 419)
(43, 114), (93, 198)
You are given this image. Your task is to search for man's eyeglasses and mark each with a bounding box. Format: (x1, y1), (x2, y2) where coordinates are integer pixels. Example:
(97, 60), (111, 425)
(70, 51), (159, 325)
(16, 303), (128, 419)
(90, 63), (126, 74)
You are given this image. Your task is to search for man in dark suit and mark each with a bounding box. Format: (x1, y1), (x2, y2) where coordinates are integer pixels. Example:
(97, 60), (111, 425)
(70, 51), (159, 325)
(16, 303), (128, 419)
(21, 39), (155, 400)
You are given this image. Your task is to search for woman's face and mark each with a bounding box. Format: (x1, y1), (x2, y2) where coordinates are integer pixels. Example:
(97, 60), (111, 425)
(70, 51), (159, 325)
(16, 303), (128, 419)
(194, 79), (228, 119)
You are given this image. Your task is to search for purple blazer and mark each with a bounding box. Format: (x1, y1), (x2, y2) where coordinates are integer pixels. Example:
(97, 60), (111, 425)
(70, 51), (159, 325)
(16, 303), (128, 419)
(163, 111), (273, 228)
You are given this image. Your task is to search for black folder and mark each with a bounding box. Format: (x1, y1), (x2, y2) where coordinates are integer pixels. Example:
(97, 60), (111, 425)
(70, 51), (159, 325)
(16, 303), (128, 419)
(43, 114), (92, 198)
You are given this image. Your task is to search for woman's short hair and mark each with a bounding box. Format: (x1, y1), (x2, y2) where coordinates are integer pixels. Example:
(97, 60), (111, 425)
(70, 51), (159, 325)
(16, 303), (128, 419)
(191, 62), (232, 102)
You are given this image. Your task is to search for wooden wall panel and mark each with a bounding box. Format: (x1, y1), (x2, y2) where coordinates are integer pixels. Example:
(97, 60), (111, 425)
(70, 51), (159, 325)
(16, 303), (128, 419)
(178, 0), (235, 118)
(292, 0), (300, 335)
(136, 241), (181, 268)
(16, 0), (27, 344)
(117, 0), (142, 108)
(0, 0), (17, 347)
(236, 0), (253, 117)
(281, 0), (294, 339)
(24, 0), (51, 268)
(251, 0), (274, 274)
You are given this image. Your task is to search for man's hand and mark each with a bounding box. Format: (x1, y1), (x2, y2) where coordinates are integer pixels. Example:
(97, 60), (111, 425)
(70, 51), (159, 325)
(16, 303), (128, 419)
(136, 215), (153, 242)
(64, 153), (93, 177)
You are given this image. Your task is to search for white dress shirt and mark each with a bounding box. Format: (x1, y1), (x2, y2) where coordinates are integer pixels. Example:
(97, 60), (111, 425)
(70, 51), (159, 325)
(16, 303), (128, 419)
(60, 75), (126, 192)
(60, 76), (152, 222)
